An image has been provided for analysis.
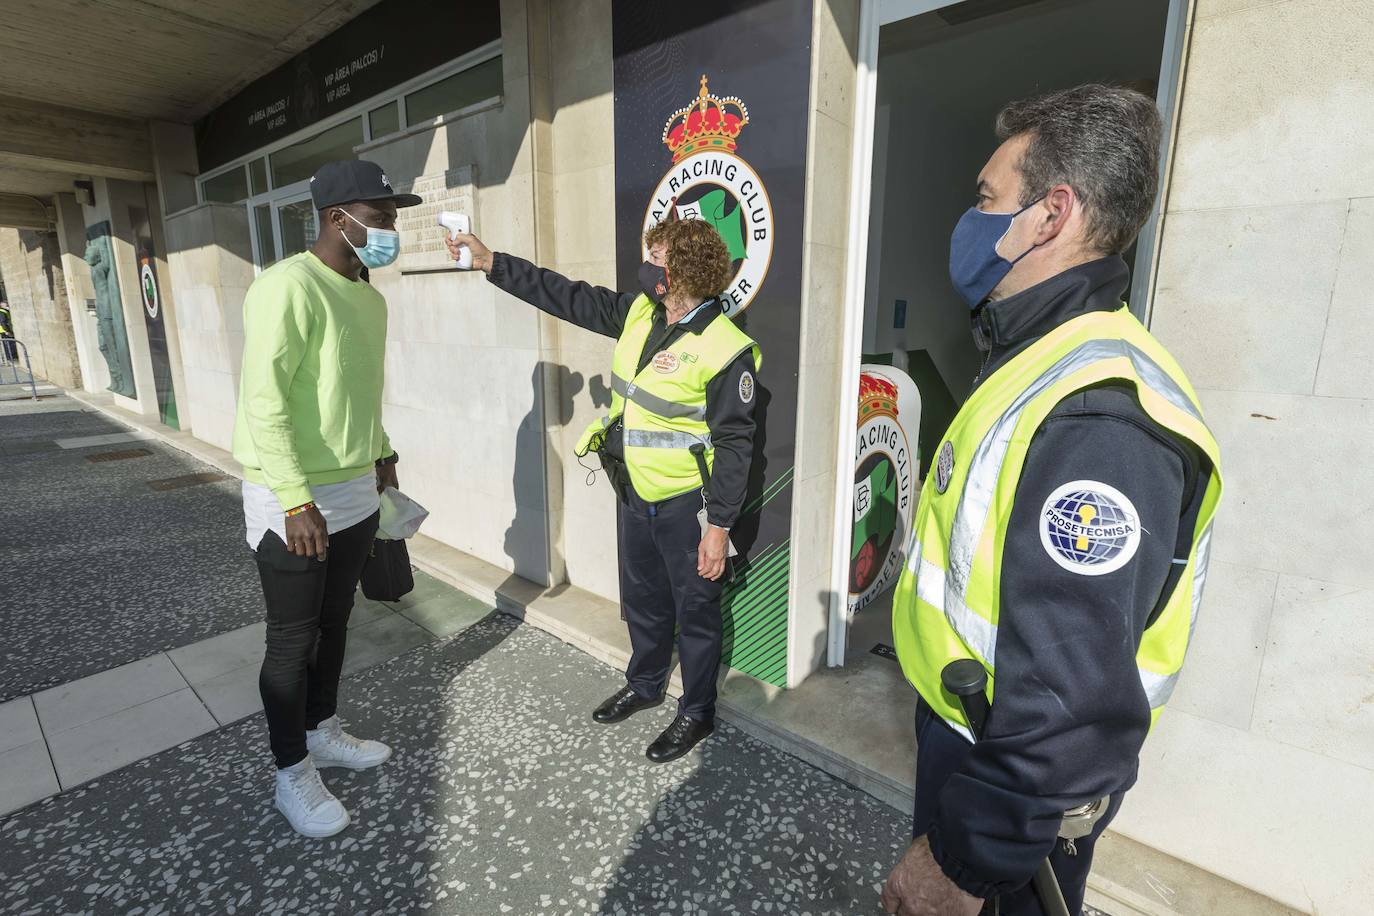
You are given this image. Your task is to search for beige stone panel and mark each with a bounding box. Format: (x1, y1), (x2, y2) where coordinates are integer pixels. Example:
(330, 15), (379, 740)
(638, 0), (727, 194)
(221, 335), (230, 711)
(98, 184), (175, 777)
(550, 0), (612, 82)
(1252, 574), (1374, 771)
(813, 0), (860, 127)
(1314, 197), (1374, 398)
(1169, 559), (1278, 730)
(1150, 202), (1346, 395)
(479, 171), (538, 257)
(551, 79), (615, 177)
(560, 481), (620, 600)
(794, 359), (842, 486)
(1119, 707), (1373, 913)
(484, 95), (537, 181)
(1200, 387), (1374, 589)
(553, 165), (617, 265)
(796, 240), (847, 368)
(1195, 0), (1293, 18)
(1169, 0), (1374, 212)
(189, 404), (236, 453)
(803, 111), (856, 252)
(501, 0), (532, 82)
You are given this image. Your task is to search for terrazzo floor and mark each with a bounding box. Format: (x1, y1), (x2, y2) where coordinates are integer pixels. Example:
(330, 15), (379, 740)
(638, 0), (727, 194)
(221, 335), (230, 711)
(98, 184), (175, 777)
(0, 613), (912, 915)
(0, 403), (262, 701)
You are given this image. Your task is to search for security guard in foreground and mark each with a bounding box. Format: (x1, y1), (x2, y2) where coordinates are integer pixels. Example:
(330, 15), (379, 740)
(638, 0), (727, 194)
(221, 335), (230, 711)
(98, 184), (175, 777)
(881, 85), (1222, 916)
(447, 219), (759, 763)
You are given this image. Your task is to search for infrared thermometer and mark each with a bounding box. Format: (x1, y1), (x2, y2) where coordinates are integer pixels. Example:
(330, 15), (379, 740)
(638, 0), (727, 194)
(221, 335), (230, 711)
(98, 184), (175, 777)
(437, 211), (472, 269)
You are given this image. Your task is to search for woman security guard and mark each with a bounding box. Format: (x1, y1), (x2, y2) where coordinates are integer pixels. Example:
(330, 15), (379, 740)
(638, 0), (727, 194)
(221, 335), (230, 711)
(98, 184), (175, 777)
(446, 219), (760, 763)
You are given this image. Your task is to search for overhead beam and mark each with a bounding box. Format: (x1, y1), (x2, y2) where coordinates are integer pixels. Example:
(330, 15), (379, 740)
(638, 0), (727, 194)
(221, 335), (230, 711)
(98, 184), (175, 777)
(0, 95), (153, 182)
(0, 194), (55, 230)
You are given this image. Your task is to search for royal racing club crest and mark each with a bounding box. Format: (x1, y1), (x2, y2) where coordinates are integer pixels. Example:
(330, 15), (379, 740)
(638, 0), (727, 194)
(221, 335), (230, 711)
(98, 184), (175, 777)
(1040, 480), (1142, 576)
(140, 259), (160, 319)
(643, 75), (773, 316)
(849, 366), (921, 615)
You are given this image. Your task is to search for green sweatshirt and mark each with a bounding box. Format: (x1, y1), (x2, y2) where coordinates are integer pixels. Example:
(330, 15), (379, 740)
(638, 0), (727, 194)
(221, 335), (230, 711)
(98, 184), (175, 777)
(232, 251), (393, 510)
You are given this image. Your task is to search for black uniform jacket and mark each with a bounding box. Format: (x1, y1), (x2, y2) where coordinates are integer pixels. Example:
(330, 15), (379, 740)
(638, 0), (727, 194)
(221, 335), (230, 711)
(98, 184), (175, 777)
(928, 256), (1212, 897)
(487, 252), (758, 528)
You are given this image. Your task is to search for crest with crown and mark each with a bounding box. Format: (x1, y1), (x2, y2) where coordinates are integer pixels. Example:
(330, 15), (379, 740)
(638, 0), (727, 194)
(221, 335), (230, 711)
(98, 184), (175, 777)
(858, 373), (900, 423)
(662, 75), (750, 163)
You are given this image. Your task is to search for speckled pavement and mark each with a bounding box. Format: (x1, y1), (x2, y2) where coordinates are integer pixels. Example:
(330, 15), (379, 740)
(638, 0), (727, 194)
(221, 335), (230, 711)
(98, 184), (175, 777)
(0, 613), (913, 915)
(0, 404), (262, 701)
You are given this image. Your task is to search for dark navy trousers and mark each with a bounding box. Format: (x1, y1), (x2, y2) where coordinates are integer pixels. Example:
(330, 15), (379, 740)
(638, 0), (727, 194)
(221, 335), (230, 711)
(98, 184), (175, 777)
(617, 486), (724, 721)
(913, 698), (1124, 916)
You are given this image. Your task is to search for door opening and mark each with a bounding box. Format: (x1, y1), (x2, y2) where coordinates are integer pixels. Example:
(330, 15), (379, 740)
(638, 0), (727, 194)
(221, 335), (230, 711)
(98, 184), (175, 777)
(832, 0), (1180, 668)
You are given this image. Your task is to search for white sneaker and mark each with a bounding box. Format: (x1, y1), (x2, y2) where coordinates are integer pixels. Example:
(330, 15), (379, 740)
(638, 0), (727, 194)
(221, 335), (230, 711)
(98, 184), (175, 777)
(306, 715), (392, 770)
(274, 756), (350, 838)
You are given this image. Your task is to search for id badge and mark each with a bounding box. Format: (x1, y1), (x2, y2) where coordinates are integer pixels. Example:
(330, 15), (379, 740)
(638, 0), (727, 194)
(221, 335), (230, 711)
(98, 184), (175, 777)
(698, 508), (739, 557)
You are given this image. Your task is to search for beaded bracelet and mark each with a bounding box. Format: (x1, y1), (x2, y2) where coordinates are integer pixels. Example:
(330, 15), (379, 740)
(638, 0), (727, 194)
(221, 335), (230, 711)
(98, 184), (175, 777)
(284, 501), (316, 518)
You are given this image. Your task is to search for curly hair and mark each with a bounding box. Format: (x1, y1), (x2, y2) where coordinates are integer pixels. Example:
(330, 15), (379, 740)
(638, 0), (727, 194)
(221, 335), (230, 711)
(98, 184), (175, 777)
(643, 219), (733, 300)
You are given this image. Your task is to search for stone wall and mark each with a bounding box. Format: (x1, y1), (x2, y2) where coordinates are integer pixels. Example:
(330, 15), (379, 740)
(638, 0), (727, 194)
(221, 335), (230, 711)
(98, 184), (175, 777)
(1115, 1), (1374, 910)
(0, 226), (82, 388)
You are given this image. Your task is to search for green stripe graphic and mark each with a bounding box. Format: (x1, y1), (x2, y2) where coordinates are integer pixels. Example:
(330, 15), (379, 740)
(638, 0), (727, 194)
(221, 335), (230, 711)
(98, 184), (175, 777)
(721, 536), (791, 687)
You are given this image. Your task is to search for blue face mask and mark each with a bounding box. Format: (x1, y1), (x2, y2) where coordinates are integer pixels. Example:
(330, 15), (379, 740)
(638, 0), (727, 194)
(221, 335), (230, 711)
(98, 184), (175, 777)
(947, 198), (1043, 308)
(339, 208), (401, 269)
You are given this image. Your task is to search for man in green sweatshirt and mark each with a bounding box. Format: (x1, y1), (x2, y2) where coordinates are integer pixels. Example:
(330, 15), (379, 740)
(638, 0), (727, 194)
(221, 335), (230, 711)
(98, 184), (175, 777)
(233, 159), (420, 838)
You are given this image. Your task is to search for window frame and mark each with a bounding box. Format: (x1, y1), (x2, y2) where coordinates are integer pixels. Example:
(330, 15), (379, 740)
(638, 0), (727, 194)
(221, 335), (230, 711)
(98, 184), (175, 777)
(195, 38), (501, 210)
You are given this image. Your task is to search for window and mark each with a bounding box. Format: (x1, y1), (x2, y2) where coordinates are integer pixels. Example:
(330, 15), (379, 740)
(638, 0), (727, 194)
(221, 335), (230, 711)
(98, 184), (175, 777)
(253, 203), (276, 267)
(278, 198), (319, 260)
(248, 158), (268, 196)
(196, 40), (503, 268)
(369, 101), (400, 139)
(405, 56), (502, 125)
(269, 118), (364, 188)
(202, 166), (248, 204)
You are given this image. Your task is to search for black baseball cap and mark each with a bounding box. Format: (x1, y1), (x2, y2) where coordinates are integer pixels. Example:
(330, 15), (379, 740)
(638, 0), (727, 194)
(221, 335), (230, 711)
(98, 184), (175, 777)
(310, 159), (422, 210)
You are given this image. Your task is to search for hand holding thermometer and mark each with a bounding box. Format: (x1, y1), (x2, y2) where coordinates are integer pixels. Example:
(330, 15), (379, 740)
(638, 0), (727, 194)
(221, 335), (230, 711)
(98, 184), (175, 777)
(437, 211), (473, 269)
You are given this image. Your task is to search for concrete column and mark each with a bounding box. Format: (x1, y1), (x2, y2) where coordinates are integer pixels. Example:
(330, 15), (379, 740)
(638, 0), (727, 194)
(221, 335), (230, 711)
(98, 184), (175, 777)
(52, 192), (107, 393)
(0, 224), (82, 388)
(149, 121), (199, 216)
(785, 0), (862, 686)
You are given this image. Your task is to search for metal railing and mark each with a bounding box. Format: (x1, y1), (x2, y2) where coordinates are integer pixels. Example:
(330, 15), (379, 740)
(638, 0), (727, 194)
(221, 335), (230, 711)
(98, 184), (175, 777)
(0, 338), (39, 399)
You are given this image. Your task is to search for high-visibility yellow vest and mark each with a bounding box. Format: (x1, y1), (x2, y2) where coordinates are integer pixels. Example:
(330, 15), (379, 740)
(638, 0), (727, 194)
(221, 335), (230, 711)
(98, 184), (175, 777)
(575, 294), (760, 502)
(892, 307), (1223, 738)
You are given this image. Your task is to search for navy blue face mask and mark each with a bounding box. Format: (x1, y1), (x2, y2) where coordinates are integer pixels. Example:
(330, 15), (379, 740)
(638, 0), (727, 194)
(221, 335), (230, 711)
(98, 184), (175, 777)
(948, 198), (1044, 308)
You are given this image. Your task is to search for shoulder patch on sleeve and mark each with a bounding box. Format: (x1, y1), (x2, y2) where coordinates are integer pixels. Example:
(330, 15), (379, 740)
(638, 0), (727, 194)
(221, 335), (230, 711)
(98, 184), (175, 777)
(1039, 480), (1141, 576)
(738, 371), (755, 404)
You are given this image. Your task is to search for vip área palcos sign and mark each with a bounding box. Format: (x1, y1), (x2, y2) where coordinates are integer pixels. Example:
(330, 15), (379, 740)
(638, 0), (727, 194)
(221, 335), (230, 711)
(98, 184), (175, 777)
(613, 0), (812, 687)
(194, 0), (500, 170)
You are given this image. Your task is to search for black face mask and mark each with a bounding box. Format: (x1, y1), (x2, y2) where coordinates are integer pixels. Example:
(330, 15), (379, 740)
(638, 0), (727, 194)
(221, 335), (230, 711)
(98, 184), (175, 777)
(638, 261), (670, 302)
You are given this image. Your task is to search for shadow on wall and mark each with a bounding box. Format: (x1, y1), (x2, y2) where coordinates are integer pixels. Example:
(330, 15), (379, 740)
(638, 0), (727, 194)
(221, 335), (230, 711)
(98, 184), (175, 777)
(504, 360), (585, 585)
(18, 229), (63, 303)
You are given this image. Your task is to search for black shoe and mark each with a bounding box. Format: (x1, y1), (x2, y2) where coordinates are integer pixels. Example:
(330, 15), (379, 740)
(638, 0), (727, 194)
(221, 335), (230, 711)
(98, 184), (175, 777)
(646, 714), (715, 763)
(592, 685), (663, 724)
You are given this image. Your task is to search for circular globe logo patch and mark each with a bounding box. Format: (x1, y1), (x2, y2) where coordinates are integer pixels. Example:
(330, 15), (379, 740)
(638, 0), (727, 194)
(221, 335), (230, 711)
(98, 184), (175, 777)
(1040, 480), (1141, 576)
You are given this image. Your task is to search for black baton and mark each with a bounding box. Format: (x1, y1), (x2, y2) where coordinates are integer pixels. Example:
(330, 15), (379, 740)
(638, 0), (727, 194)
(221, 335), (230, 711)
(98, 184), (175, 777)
(941, 659), (1072, 916)
(688, 443), (711, 496)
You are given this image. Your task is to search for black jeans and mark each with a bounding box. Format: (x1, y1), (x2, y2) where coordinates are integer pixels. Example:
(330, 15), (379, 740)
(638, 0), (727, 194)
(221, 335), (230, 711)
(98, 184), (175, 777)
(913, 699), (1123, 916)
(618, 487), (725, 721)
(255, 512), (379, 768)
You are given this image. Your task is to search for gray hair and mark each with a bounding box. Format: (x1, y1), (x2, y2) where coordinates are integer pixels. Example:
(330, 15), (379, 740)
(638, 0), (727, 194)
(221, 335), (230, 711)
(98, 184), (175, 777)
(995, 84), (1163, 255)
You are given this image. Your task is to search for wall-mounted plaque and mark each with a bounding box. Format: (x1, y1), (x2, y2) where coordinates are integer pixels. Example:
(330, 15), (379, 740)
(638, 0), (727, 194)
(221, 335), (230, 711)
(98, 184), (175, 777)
(395, 166), (476, 273)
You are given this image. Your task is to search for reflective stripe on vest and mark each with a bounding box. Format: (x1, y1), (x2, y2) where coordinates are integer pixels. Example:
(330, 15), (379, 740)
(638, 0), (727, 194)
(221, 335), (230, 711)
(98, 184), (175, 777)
(574, 294), (759, 502)
(611, 373), (708, 420)
(893, 307), (1223, 737)
(624, 429), (712, 450)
